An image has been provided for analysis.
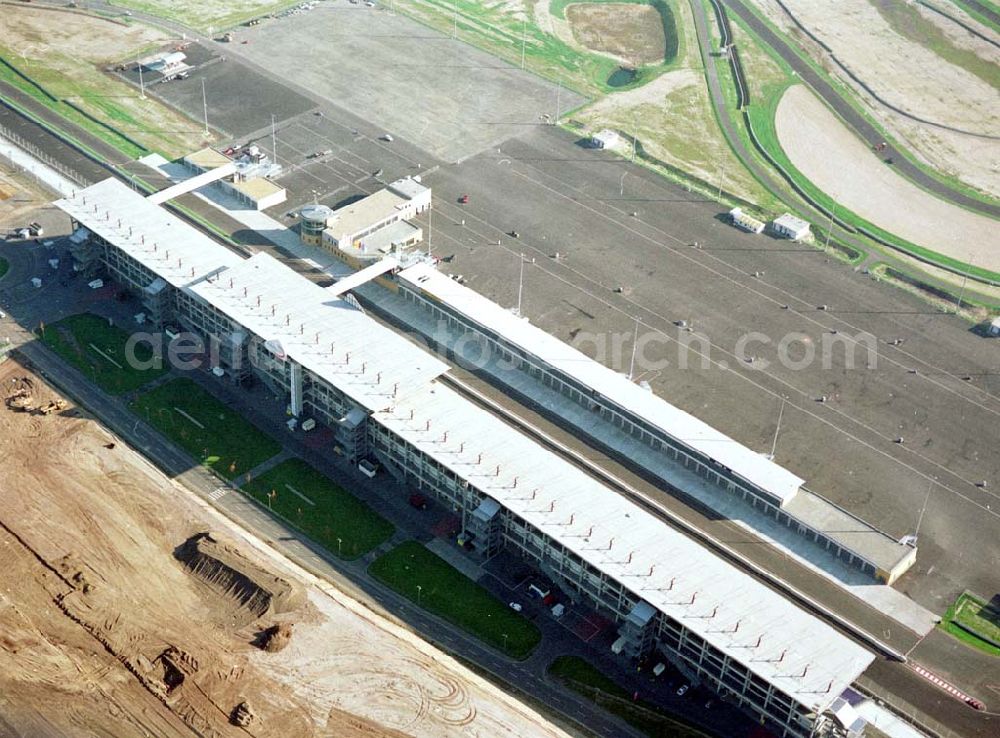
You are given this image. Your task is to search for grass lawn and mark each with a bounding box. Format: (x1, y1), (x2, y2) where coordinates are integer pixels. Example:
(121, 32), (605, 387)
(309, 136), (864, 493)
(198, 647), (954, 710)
(369, 541), (540, 660)
(241, 458), (394, 560)
(0, 10), (210, 159)
(0, 256), (8, 279)
(394, 0), (681, 97)
(38, 313), (168, 394)
(113, 0), (303, 31)
(548, 656), (709, 738)
(132, 377), (281, 479)
(940, 592), (1000, 657)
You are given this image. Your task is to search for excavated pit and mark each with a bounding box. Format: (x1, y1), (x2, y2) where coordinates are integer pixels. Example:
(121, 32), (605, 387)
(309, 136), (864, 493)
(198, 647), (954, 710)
(175, 532), (301, 626)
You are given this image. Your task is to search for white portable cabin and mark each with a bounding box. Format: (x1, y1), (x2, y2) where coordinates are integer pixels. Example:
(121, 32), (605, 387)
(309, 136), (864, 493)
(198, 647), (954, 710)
(729, 207), (765, 234)
(772, 213), (811, 241)
(591, 129), (620, 149)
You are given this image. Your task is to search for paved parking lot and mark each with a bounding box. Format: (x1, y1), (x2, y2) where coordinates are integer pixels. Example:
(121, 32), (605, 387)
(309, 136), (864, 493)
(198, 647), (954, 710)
(411, 125), (1000, 616)
(117, 42), (316, 139)
(267, 110), (429, 213)
(230, 1), (585, 162)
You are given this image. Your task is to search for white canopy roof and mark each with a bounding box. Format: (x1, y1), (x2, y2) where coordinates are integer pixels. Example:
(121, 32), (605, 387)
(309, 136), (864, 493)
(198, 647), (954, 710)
(374, 380), (874, 714)
(398, 262), (805, 504)
(188, 253), (447, 412)
(56, 178), (241, 288)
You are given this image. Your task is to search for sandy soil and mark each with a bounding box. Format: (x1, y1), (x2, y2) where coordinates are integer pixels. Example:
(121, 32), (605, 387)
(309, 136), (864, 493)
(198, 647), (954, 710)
(566, 3), (667, 66)
(0, 166), (50, 227)
(775, 84), (1000, 272)
(7, 6), (165, 60)
(746, 0), (1000, 197)
(0, 358), (573, 738)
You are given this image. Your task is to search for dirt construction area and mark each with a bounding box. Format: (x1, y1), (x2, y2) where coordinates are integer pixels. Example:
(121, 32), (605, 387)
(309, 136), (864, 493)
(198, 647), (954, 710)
(0, 358), (572, 738)
(748, 0), (1000, 199)
(566, 2), (668, 66)
(775, 84), (1000, 273)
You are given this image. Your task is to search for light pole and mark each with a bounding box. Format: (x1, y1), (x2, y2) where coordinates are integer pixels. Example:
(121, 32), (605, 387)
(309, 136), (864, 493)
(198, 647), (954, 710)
(520, 18), (526, 69)
(427, 205), (433, 258)
(337, 537), (342, 557)
(271, 113), (277, 164)
(619, 171), (627, 197)
(515, 252), (525, 317)
(416, 584), (423, 606)
(955, 254), (974, 314)
(824, 202), (838, 253)
(502, 632), (509, 652)
(628, 316), (639, 380)
(769, 397), (785, 460)
(201, 78), (210, 136)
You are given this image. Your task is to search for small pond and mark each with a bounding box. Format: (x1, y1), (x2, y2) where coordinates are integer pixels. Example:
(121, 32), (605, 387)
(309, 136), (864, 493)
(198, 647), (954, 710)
(607, 67), (638, 87)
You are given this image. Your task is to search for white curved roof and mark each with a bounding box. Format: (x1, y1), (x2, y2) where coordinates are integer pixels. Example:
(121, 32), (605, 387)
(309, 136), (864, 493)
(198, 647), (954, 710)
(56, 179), (241, 288)
(375, 381), (874, 713)
(398, 262), (805, 504)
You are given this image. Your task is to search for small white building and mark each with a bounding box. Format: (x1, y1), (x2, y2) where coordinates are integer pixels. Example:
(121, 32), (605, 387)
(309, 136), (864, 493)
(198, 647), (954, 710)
(772, 213), (811, 241)
(141, 51), (189, 78)
(989, 316), (1000, 336)
(591, 129), (619, 149)
(729, 207), (765, 234)
(387, 176), (431, 214)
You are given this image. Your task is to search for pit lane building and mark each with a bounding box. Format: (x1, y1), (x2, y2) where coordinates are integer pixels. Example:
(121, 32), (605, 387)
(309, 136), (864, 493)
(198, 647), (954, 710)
(391, 263), (917, 587)
(57, 178), (878, 738)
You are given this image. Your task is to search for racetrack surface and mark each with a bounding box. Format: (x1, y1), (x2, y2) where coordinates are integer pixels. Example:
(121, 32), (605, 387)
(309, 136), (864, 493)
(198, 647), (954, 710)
(775, 84), (1000, 273)
(720, 0), (1000, 219)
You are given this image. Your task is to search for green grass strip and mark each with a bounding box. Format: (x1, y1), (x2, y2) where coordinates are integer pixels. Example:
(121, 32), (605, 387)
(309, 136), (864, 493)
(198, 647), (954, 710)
(939, 592), (1000, 656)
(241, 458), (394, 560)
(37, 312), (168, 394)
(548, 656), (711, 738)
(369, 540), (541, 659)
(132, 377), (281, 480)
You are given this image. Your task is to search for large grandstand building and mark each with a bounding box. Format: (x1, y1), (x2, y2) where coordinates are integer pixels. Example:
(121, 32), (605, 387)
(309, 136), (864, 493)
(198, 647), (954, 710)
(58, 178), (879, 738)
(386, 263), (916, 586)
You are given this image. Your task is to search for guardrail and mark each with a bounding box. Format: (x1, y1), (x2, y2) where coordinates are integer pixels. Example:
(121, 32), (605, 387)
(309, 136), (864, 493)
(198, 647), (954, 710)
(0, 121), (89, 187)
